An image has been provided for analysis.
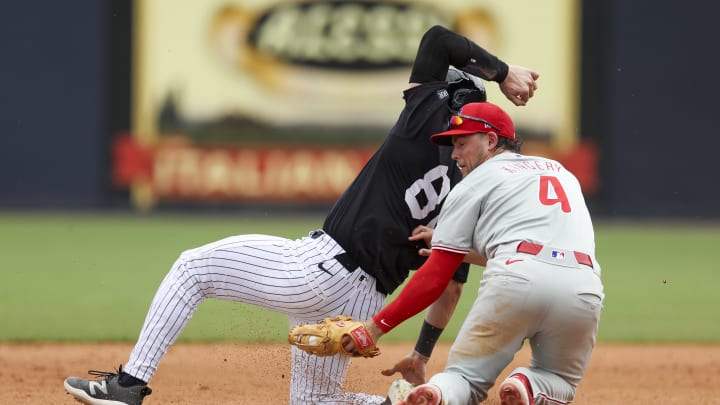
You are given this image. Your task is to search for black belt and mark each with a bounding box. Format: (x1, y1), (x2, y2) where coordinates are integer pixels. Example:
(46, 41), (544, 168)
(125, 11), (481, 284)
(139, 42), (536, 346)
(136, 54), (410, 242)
(310, 230), (359, 273)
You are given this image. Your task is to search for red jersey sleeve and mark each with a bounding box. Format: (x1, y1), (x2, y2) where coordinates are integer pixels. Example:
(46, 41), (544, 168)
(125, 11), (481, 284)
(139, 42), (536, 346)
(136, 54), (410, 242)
(372, 249), (466, 333)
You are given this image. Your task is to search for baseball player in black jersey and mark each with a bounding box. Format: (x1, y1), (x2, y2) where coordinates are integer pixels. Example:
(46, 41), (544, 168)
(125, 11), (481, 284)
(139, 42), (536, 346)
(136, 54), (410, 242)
(64, 25), (538, 405)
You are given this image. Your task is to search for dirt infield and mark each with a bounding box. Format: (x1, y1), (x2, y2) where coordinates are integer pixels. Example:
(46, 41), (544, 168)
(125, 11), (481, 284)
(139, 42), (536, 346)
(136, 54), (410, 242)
(2, 342), (718, 404)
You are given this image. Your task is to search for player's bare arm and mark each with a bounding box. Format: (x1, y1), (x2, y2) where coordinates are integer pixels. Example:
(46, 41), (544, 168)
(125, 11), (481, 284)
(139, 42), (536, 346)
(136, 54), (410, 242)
(381, 280), (463, 385)
(499, 65), (540, 106)
(463, 249), (487, 266)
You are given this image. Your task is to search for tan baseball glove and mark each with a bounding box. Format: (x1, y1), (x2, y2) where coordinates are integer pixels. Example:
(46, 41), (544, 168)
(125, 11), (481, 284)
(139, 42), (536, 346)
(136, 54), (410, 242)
(288, 315), (380, 358)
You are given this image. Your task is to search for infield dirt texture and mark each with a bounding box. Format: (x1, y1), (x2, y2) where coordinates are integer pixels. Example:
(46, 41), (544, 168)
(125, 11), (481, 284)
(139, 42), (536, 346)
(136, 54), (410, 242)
(3, 342), (719, 404)
(3, 215), (719, 403)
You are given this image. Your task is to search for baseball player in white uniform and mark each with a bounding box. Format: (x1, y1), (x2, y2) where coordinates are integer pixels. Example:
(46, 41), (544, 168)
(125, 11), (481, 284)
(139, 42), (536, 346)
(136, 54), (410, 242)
(63, 26), (541, 405)
(336, 101), (604, 405)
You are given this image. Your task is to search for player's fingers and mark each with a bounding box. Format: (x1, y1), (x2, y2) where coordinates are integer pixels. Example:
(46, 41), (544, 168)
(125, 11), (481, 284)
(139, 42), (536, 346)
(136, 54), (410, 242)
(410, 225), (429, 236)
(408, 233), (424, 241)
(342, 335), (356, 352)
(381, 362), (410, 376)
(501, 84), (527, 106)
(510, 95), (526, 106)
(381, 367), (399, 376)
(409, 227), (432, 246)
(529, 72), (539, 98)
(418, 248), (431, 256)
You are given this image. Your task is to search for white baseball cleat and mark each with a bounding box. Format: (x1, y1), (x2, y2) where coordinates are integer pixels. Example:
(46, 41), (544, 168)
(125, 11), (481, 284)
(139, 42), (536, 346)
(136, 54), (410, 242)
(499, 373), (535, 405)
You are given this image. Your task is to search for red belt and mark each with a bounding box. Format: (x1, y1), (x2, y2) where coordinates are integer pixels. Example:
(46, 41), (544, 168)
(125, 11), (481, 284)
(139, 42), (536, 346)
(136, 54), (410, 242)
(516, 242), (593, 268)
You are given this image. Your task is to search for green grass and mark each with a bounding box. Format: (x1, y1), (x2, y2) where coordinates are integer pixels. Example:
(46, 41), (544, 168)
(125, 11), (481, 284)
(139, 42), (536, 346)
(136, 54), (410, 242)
(1, 213), (718, 343)
(590, 223), (720, 342)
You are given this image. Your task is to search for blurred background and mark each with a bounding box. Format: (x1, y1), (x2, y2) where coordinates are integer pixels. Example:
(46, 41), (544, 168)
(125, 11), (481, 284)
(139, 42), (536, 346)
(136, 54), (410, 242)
(2, 0), (718, 217)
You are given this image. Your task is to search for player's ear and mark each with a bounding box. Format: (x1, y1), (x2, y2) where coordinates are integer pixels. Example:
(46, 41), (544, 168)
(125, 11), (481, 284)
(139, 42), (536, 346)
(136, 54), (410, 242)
(486, 132), (499, 149)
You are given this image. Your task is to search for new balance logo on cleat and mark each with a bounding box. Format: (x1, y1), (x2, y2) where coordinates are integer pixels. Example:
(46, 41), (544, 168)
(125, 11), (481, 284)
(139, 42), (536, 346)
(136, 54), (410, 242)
(88, 380), (108, 396)
(64, 365), (152, 405)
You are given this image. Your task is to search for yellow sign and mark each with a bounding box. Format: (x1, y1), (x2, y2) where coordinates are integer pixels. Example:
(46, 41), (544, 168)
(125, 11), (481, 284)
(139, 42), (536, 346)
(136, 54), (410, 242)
(130, 0), (581, 208)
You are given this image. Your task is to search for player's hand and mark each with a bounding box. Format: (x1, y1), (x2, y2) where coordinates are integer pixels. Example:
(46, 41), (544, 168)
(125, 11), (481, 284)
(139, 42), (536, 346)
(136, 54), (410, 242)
(290, 316), (381, 358)
(341, 320), (385, 354)
(381, 350), (429, 386)
(499, 65), (540, 106)
(409, 225), (433, 247)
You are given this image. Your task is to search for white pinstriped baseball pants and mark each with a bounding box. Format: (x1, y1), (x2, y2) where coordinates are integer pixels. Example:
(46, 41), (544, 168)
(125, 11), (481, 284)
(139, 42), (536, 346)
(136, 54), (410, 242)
(124, 230), (387, 404)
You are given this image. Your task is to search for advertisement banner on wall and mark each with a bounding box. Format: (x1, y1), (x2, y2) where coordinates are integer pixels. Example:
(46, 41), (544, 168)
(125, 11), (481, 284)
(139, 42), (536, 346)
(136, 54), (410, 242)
(116, 0), (595, 209)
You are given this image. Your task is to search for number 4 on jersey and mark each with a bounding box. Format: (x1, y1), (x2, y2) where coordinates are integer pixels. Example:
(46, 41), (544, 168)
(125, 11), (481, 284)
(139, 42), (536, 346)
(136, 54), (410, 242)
(538, 175), (571, 213)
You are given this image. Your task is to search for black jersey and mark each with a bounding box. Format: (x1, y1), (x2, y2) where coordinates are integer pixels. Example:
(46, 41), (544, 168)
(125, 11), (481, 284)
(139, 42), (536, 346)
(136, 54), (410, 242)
(323, 81), (470, 295)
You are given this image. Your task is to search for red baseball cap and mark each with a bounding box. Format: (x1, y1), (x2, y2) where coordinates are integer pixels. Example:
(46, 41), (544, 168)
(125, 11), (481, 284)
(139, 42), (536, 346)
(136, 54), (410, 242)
(431, 101), (515, 145)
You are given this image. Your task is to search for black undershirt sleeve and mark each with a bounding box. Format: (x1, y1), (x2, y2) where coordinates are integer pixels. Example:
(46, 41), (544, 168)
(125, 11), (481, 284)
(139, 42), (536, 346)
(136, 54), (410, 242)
(409, 25), (509, 84)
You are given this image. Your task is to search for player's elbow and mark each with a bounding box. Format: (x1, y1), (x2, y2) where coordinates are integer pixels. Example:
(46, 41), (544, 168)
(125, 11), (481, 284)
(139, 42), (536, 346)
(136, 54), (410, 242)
(419, 25), (451, 48)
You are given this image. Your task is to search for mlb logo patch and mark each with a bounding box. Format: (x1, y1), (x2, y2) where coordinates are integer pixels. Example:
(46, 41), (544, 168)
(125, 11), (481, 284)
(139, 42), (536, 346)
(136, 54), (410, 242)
(551, 250), (565, 260)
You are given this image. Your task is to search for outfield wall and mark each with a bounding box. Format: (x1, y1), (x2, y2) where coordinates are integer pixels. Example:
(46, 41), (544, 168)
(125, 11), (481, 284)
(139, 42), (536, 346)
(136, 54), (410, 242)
(1, 0), (719, 218)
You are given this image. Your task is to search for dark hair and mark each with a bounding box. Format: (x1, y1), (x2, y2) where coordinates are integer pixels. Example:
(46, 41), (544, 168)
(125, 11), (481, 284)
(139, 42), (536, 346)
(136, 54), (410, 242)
(497, 136), (521, 153)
